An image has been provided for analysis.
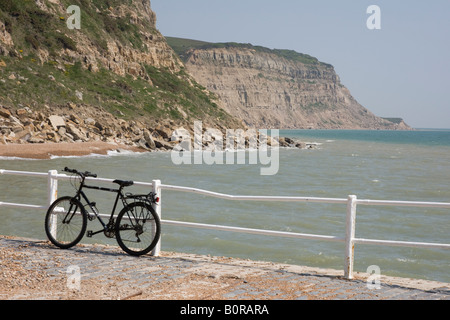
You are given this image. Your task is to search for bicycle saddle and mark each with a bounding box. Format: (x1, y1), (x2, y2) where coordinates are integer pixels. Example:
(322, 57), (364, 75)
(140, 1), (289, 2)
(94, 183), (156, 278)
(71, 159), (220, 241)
(113, 179), (134, 187)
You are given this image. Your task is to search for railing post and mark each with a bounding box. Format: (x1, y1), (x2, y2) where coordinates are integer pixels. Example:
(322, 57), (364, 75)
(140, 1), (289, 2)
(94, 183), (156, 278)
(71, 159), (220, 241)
(152, 179), (162, 256)
(344, 195), (357, 280)
(47, 170), (58, 206)
(48, 170), (58, 238)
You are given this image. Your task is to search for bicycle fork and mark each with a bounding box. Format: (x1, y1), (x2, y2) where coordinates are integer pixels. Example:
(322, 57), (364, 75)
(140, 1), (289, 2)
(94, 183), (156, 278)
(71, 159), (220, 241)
(62, 199), (83, 224)
(62, 203), (77, 224)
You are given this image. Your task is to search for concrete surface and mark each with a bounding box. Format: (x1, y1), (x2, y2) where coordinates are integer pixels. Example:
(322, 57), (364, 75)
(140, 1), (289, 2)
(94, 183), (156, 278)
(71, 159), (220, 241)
(0, 235), (449, 301)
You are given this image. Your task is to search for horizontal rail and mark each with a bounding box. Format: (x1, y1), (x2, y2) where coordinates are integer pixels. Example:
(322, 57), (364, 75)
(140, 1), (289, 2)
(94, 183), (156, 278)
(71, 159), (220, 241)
(55, 173), (155, 189)
(0, 169), (48, 178)
(356, 199), (450, 209)
(0, 202), (46, 210)
(162, 219), (345, 242)
(0, 170), (154, 187)
(160, 184), (348, 204)
(354, 237), (450, 250)
(160, 184), (450, 208)
(1, 170), (449, 208)
(1, 168), (449, 281)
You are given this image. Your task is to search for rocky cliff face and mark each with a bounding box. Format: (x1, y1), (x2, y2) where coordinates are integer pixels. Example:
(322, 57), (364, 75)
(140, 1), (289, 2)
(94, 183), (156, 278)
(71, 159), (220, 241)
(172, 40), (410, 130)
(0, 0), (178, 76)
(0, 1), (244, 148)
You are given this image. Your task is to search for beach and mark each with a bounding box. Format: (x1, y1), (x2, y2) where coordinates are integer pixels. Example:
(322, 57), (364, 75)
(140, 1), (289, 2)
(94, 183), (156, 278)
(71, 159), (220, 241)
(0, 141), (145, 160)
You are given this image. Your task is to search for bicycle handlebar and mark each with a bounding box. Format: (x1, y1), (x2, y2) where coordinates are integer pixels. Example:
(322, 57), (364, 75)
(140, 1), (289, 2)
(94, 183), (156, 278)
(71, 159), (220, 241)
(63, 167), (97, 178)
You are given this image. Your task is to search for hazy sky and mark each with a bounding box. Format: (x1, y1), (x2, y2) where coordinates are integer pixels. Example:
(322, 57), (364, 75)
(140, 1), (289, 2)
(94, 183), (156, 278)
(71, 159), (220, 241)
(152, 0), (450, 129)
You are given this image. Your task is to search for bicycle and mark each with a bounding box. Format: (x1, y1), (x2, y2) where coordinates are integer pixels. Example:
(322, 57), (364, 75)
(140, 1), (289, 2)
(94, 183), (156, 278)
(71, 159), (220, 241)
(44, 167), (161, 256)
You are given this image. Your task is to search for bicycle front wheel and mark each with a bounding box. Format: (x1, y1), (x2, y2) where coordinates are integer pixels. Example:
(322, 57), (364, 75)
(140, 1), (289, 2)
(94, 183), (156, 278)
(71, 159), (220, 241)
(115, 202), (161, 256)
(45, 196), (87, 249)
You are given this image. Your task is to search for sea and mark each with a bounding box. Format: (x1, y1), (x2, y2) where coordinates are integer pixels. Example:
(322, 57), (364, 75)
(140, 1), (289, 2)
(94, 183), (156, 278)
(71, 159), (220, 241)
(1, 129), (449, 283)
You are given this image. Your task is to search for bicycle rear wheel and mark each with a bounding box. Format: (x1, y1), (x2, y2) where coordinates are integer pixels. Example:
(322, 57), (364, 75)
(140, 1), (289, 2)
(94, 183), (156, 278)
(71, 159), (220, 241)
(45, 196), (87, 249)
(115, 202), (161, 256)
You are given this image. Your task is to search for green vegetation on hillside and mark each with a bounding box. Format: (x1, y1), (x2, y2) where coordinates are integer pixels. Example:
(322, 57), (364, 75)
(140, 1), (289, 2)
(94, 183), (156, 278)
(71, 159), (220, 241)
(382, 118), (404, 124)
(166, 37), (333, 68)
(0, 0), (149, 56)
(0, 0), (77, 55)
(0, 0), (236, 126)
(0, 54), (231, 124)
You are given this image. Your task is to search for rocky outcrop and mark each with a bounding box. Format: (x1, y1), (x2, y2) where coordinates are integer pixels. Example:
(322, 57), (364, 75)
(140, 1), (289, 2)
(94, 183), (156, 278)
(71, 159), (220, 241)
(0, 104), (310, 151)
(0, 104), (177, 151)
(175, 42), (412, 130)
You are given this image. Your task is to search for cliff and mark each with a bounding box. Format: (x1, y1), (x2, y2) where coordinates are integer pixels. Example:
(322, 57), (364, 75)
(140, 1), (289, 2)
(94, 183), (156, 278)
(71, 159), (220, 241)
(167, 38), (411, 130)
(0, 1), (411, 153)
(0, 0), (243, 149)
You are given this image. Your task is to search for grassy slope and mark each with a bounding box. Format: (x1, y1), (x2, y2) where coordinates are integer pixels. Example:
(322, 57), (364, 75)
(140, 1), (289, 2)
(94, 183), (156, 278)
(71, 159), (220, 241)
(0, 0), (237, 126)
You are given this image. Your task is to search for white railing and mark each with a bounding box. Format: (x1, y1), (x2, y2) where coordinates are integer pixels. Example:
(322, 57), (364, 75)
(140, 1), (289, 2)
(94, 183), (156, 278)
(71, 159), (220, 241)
(1, 168), (449, 280)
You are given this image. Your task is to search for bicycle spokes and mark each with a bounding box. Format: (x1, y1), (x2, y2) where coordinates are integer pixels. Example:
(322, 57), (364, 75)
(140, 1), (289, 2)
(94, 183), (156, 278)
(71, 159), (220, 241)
(45, 197), (87, 249)
(120, 208), (148, 240)
(115, 202), (161, 256)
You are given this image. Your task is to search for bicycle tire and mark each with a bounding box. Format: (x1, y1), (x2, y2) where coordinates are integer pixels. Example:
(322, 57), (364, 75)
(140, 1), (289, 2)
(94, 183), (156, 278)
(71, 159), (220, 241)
(115, 202), (161, 256)
(45, 196), (87, 249)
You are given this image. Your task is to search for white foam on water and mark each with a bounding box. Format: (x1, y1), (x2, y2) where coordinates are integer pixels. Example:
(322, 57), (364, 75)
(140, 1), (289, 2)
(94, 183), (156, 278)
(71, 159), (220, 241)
(0, 156), (40, 161)
(48, 148), (144, 160)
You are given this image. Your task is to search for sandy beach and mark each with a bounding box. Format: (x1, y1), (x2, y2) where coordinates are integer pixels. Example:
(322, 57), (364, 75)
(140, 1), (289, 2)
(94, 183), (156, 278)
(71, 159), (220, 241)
(0, 142), (145, 160)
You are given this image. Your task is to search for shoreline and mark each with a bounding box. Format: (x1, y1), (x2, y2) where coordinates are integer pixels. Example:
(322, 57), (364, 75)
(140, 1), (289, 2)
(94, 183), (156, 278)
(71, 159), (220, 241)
(0, 140), (311, 160)
(0, 141), (146, 160)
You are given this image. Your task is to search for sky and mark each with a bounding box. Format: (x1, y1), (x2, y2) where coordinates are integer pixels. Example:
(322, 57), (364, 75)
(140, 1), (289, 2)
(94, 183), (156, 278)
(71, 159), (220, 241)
(151, 0), (450, 129)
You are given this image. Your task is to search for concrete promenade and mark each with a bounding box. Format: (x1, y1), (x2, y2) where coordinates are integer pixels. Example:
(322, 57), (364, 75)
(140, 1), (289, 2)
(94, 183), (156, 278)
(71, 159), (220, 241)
(0, 235), (449, 301)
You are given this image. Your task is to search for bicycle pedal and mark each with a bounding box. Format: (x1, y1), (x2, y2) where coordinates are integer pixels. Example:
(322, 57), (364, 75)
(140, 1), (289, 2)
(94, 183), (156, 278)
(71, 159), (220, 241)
(86, 230), (93, 238)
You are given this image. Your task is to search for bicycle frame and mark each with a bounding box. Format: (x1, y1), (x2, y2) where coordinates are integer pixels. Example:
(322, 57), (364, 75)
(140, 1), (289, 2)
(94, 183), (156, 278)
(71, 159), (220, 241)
(73, 176), (128, 236)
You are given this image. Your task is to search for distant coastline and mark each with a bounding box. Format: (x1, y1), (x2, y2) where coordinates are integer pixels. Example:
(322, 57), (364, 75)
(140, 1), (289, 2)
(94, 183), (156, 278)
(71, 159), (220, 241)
(415, 128), (450, 131)
(2, 128), (449, 160)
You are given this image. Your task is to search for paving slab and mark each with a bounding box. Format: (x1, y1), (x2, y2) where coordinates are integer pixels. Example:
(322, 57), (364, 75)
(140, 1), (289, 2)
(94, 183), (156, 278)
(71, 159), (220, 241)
(0, 235), (449, 301)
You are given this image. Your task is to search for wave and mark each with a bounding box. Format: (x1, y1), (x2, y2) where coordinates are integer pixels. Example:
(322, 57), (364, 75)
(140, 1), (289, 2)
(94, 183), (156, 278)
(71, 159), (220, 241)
(0, 156), (40, 161)
(49, 148), (145, 160)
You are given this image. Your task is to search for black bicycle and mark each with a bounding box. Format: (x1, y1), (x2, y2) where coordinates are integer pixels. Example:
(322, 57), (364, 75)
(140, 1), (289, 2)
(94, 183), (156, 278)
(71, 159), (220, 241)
(44, 167), (161, 256)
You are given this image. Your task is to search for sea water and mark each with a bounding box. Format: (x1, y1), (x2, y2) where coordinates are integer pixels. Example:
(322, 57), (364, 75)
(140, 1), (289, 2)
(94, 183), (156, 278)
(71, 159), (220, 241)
(0, 129), (449, 283)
